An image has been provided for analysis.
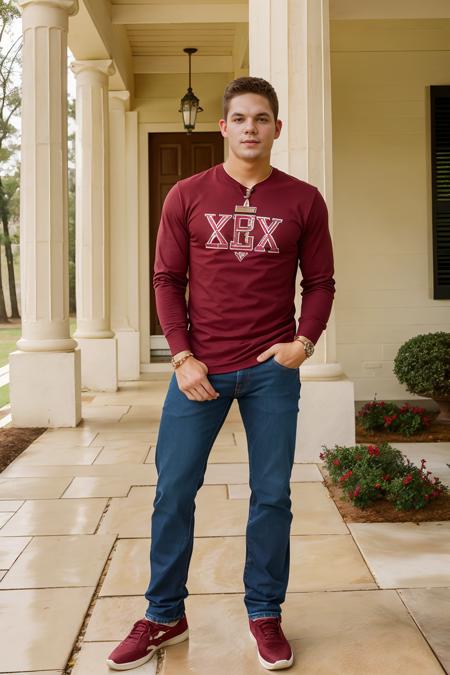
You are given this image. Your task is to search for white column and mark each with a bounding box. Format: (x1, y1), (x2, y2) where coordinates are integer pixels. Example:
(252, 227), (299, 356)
(109, 91), (141, 380)
(9, 0), (81, 427)
(250, 0), (341, 377)
(71, 60), (118, 392)
(249, 0), (354, 460)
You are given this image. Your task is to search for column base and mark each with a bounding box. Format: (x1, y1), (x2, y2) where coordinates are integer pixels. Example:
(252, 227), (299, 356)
(295, 375), (356, 461)
(9, 348), (81, 427)
(115, 329), (140, 380)
(76, 337), (118, 392)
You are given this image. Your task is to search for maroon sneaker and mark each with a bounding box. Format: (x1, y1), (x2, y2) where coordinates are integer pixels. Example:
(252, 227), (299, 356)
(249, 617), (294, 670)
(106, 615), (189, 670)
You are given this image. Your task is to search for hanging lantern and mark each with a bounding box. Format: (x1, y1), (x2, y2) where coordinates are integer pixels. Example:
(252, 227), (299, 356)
(179, 48), (203, 133)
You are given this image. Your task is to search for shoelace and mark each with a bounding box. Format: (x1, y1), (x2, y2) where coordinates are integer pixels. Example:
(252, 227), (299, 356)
(127, 619), (162, 643)
(255, 618), (283, 641)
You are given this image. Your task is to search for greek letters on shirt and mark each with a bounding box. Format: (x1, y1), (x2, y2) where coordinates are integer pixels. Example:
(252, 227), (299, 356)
(204, 213), (283, 261)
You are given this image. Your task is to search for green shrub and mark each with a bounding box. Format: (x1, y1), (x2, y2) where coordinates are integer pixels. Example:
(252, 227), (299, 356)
(320, 442), (448, 511)
(393, 332), (450, 398)
(357, 396), (432, 436)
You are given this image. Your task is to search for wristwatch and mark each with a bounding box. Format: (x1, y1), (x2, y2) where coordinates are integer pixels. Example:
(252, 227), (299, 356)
(171, 351), (194, 369)
(294, 335), (315, 358)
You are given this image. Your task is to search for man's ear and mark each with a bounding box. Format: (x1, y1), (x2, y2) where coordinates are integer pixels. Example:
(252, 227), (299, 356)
(274, 119), (282, 139)
(218, 118), (228, 137)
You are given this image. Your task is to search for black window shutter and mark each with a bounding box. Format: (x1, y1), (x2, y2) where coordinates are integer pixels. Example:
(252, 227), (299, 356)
(430, 85), (450, 299)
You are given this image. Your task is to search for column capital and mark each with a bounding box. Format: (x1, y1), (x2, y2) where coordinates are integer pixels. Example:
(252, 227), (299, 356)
(71, 59), (115, 79)
(109, 90), (131, 112)
(19, 0), (78, 16)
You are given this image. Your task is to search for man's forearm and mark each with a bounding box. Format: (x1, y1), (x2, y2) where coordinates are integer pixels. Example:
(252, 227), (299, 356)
(296, 277), (335, 345)
(153, 273), (191, 355)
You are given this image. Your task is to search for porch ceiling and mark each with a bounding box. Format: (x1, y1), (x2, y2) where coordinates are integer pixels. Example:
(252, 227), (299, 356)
(110, 1), (248, 74)
(131, 24), (247, 74)
(127, 23), (237, 57)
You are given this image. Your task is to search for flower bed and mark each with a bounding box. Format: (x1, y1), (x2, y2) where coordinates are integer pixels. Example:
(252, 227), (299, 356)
(357, 398), (432, 436)
(319, 442), (449, 512)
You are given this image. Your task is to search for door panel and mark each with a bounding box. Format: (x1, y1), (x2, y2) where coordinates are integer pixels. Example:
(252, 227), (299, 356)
(149, 132), (224, 337)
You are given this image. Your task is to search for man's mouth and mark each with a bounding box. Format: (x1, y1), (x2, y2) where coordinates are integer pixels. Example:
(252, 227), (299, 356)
(242, 140), (259, 144)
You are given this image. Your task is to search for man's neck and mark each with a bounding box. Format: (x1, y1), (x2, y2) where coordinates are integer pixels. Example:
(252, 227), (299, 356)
(223, 156), (273, 189)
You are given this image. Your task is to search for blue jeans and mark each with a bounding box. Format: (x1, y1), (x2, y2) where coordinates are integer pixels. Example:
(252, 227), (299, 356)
(144, 355), (301, 622)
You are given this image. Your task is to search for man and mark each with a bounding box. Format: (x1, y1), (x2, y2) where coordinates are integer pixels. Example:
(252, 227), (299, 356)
(107, 76), (335, 671)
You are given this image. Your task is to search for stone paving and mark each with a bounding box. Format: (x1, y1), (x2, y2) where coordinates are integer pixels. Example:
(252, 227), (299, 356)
(0, 374), (449, 674)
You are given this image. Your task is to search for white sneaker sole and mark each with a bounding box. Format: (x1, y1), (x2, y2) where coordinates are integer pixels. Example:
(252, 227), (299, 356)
(249, 630), (294, 670)
(106, 628), (189, 671)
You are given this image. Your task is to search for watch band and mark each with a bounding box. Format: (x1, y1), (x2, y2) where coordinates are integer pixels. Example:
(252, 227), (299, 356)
(294, 335), (314, 358)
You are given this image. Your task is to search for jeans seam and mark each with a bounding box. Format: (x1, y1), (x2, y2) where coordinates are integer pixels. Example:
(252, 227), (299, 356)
(145, 612), (184, 623)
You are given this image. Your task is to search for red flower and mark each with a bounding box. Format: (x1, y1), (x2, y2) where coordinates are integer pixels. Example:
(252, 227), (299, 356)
(402, 474), (413, 485)
(368, 445), (380, 456)
(353, 485), (361, 497)
(383, 474), (390, 481)
(333, 458), (341, 466)
(374, 483), (381, 489)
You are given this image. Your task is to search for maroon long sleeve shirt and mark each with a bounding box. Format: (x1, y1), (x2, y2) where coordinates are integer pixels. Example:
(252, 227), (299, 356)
(153, 162), (335, 374)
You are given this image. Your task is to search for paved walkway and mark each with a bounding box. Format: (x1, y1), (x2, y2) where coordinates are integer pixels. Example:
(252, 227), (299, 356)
(0, 373), (449, 674)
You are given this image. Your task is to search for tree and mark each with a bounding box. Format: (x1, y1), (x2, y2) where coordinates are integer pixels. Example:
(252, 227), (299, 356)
(0, 0), (21, 322)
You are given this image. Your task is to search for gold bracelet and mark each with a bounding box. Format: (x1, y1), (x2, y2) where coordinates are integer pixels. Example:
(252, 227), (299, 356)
(171, 352), (194, 369)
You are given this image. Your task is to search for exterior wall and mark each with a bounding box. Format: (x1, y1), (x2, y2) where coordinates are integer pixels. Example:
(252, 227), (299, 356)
(331, 19), (450, 400)
(135, 73), (233, 124)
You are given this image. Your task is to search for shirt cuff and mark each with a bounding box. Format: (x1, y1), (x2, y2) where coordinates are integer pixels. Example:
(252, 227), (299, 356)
(166, 333), (192, 357)
(296, 320), (325, 346)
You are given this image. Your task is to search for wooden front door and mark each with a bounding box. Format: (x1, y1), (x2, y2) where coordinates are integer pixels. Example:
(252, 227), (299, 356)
(149, 132), (224, 337)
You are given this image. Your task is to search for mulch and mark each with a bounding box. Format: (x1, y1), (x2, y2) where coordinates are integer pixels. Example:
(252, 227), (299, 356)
(0, 427), (47, 473)
(355, 411), (450, 443)
(320, 465), (450, 523)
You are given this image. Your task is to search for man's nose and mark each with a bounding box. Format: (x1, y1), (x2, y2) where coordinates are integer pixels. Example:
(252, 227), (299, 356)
(244, 118), (257, 132)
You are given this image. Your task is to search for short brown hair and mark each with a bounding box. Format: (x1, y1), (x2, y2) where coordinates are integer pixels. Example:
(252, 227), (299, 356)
(223, 76), (279, 121)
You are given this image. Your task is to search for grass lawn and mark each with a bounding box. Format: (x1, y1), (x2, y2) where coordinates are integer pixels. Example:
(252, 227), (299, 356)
(0, 317), (77, 408)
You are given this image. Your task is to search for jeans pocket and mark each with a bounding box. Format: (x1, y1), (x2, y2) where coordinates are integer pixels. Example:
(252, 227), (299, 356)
(271, 355), (299, 372)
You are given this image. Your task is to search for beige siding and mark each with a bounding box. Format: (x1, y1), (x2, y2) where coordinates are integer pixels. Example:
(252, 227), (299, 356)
(331, 19), (450, 400)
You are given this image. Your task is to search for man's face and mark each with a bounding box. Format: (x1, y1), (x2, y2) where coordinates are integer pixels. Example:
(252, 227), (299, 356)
(219, 93), (282, 162)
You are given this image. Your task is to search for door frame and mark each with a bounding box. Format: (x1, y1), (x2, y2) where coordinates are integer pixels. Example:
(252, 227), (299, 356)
(138, 122), (227, 367)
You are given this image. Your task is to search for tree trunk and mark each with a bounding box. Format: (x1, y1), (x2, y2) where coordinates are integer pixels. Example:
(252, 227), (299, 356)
(1, 213), (20, 318)
(0, 248), (8, 322)
(0, 177), (15, 321)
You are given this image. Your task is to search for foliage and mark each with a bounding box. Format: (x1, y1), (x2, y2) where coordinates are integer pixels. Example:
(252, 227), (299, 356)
(320, 442), (449, 511)
(0, 2), (21, 322)
(393, 332), (450, 398)
(0, 1), (21, 158)
(357, 395), (432, 436)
